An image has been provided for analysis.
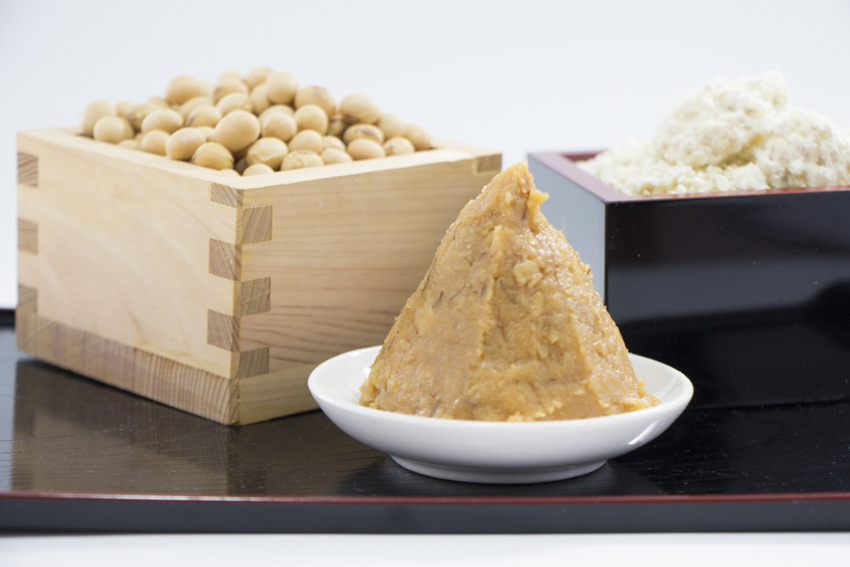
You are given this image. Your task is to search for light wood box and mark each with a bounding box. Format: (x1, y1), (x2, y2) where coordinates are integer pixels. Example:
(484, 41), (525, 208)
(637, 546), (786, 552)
(16, 129), (500, 424)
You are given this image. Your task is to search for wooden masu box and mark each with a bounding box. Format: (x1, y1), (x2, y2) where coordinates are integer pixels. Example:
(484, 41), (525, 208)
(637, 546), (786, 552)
(16, 129), (500, 424)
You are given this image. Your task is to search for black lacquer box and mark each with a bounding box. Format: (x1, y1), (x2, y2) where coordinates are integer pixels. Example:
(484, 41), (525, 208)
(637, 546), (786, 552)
(528, 152), (850, 408)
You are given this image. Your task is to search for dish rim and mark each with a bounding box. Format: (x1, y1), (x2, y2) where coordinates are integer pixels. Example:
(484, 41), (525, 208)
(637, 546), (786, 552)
(308, 345), (694, 430)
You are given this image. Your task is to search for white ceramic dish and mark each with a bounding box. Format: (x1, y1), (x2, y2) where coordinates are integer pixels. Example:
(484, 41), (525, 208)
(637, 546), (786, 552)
(308, 346), (693, 484)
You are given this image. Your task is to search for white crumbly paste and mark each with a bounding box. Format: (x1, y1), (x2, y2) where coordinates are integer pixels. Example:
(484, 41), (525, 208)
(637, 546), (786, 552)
(579, 72), (850, 195)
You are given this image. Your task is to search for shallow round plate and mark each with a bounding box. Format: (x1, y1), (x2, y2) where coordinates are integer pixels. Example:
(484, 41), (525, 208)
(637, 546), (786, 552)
(308, 346), (693, 484)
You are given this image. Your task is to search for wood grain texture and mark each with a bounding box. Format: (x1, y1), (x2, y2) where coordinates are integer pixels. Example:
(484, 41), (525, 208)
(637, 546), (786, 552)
(236, 206), (273, 244)
(15, 309), (238, 423)
(16, 129), (235, 380)
(17, 152), (38, 187)
(14, 310), (309, 423)
(209, 239), (241, 280)
(207, 309), (240, 351)
(235, 360), (315, 420)
(16, 128), (499, 424)
(233, 347), (270, 378)
(17, 284), (38, 314)
(208, 185), (272, 377)
(17, 218), (38, 254)
(475, 153), (502, 174)
(209, 183), (241, 207)
(237, 278), (271, 316)
(207, 308), (270, 378)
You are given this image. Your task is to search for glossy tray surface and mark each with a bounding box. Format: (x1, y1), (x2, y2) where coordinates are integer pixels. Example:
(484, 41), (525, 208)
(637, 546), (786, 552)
(1, 318), (849, 533)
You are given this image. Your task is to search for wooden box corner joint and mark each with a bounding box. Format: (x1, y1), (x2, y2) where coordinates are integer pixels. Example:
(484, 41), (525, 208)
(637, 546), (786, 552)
(17, 218), (38, 255)
(17, 285), (38, 315)
(207, 183), (271, 379)
(17, 152), (39, 255)
(18, 152), (38, 188)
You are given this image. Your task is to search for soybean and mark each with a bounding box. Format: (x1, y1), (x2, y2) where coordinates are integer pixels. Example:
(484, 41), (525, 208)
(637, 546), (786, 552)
(166, 128), (206, 161)
(326, 114), (347, 138)
(266, 71), (299, 105)
(115, 100), (134, 120)
(179, 96), (214, 119)
(261, 112), (297, 142)
(244, 66), (272, 89)
(321, 148), (353, 165)
(246, 137), (288, 170)
(192, 142), (234, 170)
(282, 150), (323, 170)
(288, 129), (323, 153)
(117, 138), (141, 150)
(93, 116), (134, 144)
(344, 124), (384, 145)
(321, 135), (346, 152)
(140, 108), (184, 134)
(243, 163), (275, 176)
(339, 93), (381, 124)
(378, 113), (404, 139)
(212, 110), (260, 153)
(196, 126), (215, 141)
(294, 86), (335, 115)
(216, 93), (253, 116)
(259, 104), (294, 123)
(81, 99), (115, 137)
(347, 138), (385, 160)
(140, 130), (169, 155)
(186, 105), (222, 129)
(294, 104), (329, 133)
(165, 75), (202, 105)
(384, 136), (415, 156)
(403, 124), (431, 151)
(79, 68), (435, 176)
(126, 102), (159, 131)
(249, 84), (272, 115)
(213, 77), (248, 102)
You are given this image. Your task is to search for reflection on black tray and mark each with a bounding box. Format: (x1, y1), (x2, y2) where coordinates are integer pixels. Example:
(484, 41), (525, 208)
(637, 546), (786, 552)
(4, 345), (850, 498)
(622, 288), (850, 409)
(2, 323), (850, 532)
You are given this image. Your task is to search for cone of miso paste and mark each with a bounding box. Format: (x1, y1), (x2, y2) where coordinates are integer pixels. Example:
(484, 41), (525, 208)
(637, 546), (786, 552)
(359, 162), (658, 421)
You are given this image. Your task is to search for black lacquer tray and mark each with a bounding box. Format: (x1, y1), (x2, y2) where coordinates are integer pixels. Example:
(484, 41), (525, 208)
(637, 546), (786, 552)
(1, 312), (849, 533)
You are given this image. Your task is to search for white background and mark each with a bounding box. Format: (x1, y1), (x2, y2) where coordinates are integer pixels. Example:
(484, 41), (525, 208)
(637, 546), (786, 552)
(2, 0), (850, 560)
(3, 0), (850, 309)
(2, 533), (850, 566)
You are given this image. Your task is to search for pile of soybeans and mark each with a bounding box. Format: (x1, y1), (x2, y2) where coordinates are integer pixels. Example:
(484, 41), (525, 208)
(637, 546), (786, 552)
(79, 68), (432, 176)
